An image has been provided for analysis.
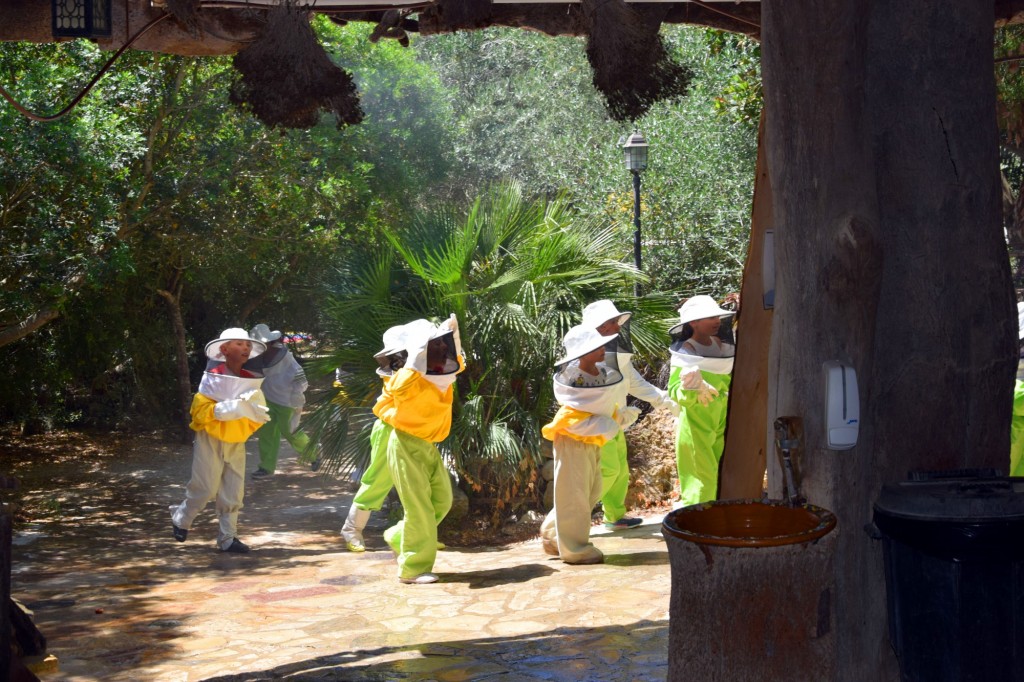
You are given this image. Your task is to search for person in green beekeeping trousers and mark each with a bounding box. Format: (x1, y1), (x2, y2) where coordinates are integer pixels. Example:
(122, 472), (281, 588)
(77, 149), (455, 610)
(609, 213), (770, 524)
(1011, 303), (1024, 478)
(667, 295), (737, 507)
(245, 324), (313, 479)
(374, 315), (464, 584)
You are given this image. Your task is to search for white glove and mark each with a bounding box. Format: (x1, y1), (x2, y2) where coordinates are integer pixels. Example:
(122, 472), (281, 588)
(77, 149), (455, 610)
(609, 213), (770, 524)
(240, 388), (272, 423)
(680, 370), (719, 406)
(614, 405), (643, 431)
(662, 398), (681, 417)
(238, 389), (262, 402)
(214, 398), (270, 423)
(289, 408), (301, 433)
(242, 400), (271, 423)
(681, 370), (704, 390)
(695, 382), (719, 406)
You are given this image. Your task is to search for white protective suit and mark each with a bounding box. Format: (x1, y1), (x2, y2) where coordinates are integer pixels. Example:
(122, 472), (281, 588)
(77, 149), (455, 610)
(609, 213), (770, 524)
(540, 326), (632, 564)
(170, 369), (270, 550)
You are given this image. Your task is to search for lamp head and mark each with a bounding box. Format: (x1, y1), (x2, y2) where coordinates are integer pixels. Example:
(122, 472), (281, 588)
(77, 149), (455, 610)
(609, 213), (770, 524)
(621, 131), (649, 172)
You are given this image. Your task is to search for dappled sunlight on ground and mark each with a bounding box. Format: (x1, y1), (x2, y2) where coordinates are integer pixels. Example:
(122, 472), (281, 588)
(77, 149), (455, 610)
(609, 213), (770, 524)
(1, 429), (672, 681)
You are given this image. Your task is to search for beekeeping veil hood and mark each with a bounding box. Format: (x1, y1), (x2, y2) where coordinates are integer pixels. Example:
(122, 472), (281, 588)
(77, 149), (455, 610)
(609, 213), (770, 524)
(403, 315), (463, 392)
(553, 324), (624, 417)
(668, 296), (736, 376)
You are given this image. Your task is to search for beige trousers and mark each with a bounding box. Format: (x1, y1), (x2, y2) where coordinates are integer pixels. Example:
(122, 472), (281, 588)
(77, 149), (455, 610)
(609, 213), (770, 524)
(170, 430), (246, 550)
(540, 434), (603, 564)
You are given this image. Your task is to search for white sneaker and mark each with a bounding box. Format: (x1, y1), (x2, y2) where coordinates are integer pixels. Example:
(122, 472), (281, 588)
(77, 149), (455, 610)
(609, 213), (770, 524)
(399, 572), (438, 584)
(342, 528), (365, 553)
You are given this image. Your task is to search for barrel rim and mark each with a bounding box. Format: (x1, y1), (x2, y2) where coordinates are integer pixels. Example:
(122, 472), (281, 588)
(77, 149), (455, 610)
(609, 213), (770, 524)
(662, 498), (838, 547)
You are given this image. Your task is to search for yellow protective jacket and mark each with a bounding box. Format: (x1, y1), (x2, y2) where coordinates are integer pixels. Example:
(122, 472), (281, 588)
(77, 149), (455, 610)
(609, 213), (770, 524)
(189, 393), (266, 443)
(372, 357), (464, 443)
(542, 405), (617, 447)
(189, 370), (269, 443)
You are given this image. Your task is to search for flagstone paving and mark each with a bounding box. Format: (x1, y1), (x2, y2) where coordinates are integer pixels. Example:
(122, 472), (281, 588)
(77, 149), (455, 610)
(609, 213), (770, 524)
(7, 437), (672, 681)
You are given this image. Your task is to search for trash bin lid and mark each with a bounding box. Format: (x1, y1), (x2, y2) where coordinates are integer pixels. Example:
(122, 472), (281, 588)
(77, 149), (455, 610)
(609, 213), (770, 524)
(874, 477), (1024, 523)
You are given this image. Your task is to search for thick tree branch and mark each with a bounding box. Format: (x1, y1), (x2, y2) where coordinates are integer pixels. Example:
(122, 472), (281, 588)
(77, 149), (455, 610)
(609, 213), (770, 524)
(0, 308), (60, 348)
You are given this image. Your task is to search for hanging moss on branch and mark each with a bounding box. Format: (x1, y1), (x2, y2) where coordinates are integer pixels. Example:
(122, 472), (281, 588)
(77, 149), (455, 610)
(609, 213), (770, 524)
(581, 0), (692, 122)
(229, 2), (363, 130)
(164, 0), (203, 36)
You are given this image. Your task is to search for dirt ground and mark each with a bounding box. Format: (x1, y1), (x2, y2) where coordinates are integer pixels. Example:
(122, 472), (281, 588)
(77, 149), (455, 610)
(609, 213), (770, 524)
(0, 413), (680, 549)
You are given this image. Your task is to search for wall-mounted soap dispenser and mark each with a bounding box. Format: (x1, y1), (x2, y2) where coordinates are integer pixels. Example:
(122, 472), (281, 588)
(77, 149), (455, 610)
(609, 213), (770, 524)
(823, 360), (859, 450)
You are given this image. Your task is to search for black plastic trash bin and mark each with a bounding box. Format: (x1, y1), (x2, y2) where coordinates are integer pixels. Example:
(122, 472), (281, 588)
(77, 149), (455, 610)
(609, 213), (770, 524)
(872, 472), (1024, 682)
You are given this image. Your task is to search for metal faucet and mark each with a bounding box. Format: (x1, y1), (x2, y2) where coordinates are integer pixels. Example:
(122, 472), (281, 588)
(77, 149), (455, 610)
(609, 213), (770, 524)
(774, 417), (805, 507)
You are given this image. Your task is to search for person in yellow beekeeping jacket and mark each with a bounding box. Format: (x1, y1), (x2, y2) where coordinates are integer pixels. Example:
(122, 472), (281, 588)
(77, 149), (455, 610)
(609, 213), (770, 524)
(373, 315), (465, 584)
(169, 328), (271, 553)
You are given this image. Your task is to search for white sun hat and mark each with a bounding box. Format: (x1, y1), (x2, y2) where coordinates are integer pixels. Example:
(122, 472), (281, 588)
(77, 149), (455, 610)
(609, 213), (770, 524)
(554, 324), (620, 366)
(581, 300), (632, 329)
(205, 327), (266, 360)
(669, 295), (734, 336)
(374, 323), (409, 358)
(250, 323), (283, 344)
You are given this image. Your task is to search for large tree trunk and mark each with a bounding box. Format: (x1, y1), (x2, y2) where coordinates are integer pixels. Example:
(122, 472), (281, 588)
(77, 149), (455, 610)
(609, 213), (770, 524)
(762, 1), (1013, 679)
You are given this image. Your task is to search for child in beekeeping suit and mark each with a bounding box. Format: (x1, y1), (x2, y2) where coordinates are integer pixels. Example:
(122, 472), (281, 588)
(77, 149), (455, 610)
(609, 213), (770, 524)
(170, 328), (271, 553)
(667, 295), (736, 507)
(246, 323), (312, 479)
(540, 324), (642, 565)
(373, 315), (465, 584)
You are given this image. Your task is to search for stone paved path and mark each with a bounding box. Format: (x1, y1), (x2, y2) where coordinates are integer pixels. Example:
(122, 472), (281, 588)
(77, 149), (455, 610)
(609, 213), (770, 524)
(7, 434), (671, 681)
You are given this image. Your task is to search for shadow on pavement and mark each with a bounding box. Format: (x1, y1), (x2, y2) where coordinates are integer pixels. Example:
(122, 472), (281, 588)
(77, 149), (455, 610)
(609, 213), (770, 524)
(201, 618), (669, 682)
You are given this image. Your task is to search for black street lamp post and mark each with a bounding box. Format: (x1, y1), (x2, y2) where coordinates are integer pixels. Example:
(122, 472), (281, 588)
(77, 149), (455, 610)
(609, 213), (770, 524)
(621, 131), (649, 298)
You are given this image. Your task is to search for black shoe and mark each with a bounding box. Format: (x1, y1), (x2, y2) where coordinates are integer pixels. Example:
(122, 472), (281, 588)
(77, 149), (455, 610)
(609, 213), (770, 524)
(252, 468), (271, 480)
(222, 538), (250, 554)
(310, 458), (322, 472)
(172, 523), (188, 542)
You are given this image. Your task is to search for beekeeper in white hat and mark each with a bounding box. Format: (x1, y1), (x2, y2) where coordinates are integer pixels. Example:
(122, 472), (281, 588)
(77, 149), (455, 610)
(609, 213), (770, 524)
(667, 295), (737, 507)
(539, 324), (641, 565)
(373, 314), (465, 584)
(580, 300), (680, 530)
(341, 322), (409, 552)
(170, 327), (271, 553)
(245, 323), (312, 479)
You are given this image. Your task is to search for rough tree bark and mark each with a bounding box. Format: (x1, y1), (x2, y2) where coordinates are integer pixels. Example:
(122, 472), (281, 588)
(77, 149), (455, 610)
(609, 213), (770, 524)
(762, 1), (1014, 679)
(157, 273), (193, 443)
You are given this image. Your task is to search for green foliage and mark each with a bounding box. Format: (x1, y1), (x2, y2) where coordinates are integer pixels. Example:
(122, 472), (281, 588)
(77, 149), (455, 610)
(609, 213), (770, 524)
(0, 26), (452, 428)
(307, 183), (676, 515)
(0, 21), (760, 522)
(996, 25), (1024, 153)
(418, 25), (760, 299)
